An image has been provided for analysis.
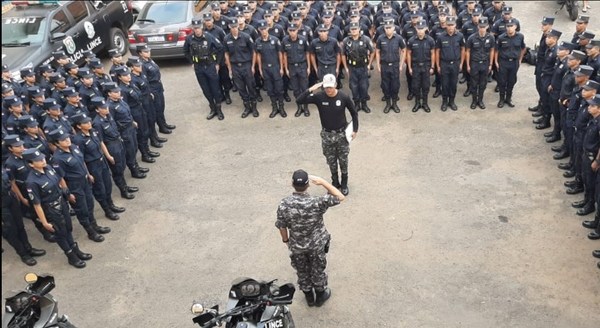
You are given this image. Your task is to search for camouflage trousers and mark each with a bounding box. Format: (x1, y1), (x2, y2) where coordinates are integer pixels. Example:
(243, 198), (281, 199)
(320, 130), (350, 175)
(290, 249), (328, 292)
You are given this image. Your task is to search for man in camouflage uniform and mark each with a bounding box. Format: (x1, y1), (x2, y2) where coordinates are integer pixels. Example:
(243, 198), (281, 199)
(275, 169), (345, 307)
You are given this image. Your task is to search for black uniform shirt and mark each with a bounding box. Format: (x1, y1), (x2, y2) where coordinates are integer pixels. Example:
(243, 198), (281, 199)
(282, 35), (309, 64)
(256, 35), (282, 66)
(583, 117), (600, 153)
(107, 98), (134, 131)
(141, 58), (164, 92)
(466, 32), (495, 62)
(540, 45), (558, 77)
(72, 130), (103, 163)
(310, 37), (341, 65)
(224, 31), (256, 64)
(51, 145), (87, 180)
(26, 166), (62, 205)
(92, 114), (121, 143)
(495, 32), (525, 60)
(436, 31), (465, 61)
(378, 33), (408, 63)
(296, 89), (359, 132)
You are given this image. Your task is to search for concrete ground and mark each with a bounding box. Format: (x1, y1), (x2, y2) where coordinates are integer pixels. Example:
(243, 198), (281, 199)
(2, 1), (599, 327)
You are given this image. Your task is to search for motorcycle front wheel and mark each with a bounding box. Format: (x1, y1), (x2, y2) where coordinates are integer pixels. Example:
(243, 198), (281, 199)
(567, 1), (579, 21)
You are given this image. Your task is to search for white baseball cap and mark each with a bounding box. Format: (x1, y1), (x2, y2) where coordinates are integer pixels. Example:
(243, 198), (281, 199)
(322, 74), (336, 88)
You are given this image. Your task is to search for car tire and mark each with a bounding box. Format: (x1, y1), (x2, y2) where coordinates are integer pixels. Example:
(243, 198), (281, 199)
(109, 27), (128, 55)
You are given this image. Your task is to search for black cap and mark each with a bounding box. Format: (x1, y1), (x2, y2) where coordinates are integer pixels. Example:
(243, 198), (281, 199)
(416, 20), (428, 29)
(47, 128), (70, 142)
(1, 83), (12, 94)
(4, 95), (22, 107)
(22, 148), (45, 162)
(49, 73), (65, 84)
(20, 67), (35, 77)
(547, 29), (562, 39)
(78, 68), (94, 78)
(569, 50), (587, 61)
(91, 96), (109, 108)
(210, 2), (220, 10)
(127, 56), (142, 66)
(505, 19), (517, 27)
(202, 13), (212, 21)
(383, 19), (394, 27)
(582, 80), (600, 91)
(104, 82), (120, 93)
(27, 86), (44, 97)
(65, 62), (78, 70)
(62, 87), (78, 97)
(257, 20), (268, 30)
(292, 169), (309, 187)
(3, 134), (24, 147)
(541, 16), (555, 25)
(587, 94), (600, 106)
(576, 15), (590, 24)
(349, 22), (359, 30)
(70, 113), (92, 125)
(136, 43), (150, 53)
(291, 11), (301, 19)
(263, 10), (273, 17)
(478, 17), (489, 27)
(114, 66), (131, 76)
(472, 7), (483, 15)
(317, 24), (329, 32)
(502, 6), (512, 13)
(89, 58), (103, 69)
(43, 98), (60, 110)
(446, 16), (457, 25)
(228, 20), (239, 28)
(574, 64), (594, 76)
(558, 41), (576, 50)
(37, 64), (54, 73)
(82, 50), (96, 58)
(18, 115), (38, 128)
(287, 23), (299, 31)
(52, 50), (68, 59)
(587, 39), (600, 48)
(579, 31), (595, 40)
(410, 10), (420, 18)
(108, 49), (121, 57)
(322, 11), (333, 18)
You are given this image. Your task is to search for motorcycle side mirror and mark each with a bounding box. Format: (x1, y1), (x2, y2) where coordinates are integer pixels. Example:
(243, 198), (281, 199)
(191, 302), (204, 314)
(272, 283), (295, 302)
(24, 273), (38, 284)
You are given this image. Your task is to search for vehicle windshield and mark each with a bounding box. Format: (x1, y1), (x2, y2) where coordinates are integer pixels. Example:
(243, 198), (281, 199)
(2, 16), (46, 45)
(139, 2), (188, 24)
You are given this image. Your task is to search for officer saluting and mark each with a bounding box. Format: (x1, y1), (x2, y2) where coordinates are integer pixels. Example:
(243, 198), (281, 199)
(465, 17), (495, 110)
(296, 74), (358, 195)
(184, 17), (225, 120)
(342, 22), (375, 114)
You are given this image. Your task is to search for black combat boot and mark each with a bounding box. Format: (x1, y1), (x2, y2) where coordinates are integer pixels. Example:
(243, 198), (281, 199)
(391, 98), (400, 113)
(109, 199), (125, 213)
(449, 97), (458, 111)
(536, 116), (551, 130)
(72, 242), (92, 261)
(223, 90), (232, 105)
(354, 100), (362, 112)
(497, 94), (505, 108)
(251, 101), (259, 117)
(433, 88), (441, 98)
(141, 152), (155, 163)
(470, 94), (478, 109)
(577, 202), (595, 216)
(215, 103), (224, 120)
(314, 288), (331, 307)
(119, 185), (135, 199)
(582, 213), (600, 229)
(340, 173), (349, 195)
(206, 103), (217, 120)
(84, 225), (104, 242)
(65, 249), (86, 268)
(421, 97), (431, 113)
(362, 101), (371, 113)
(241, 101), (252, 118)
(566, 179), (584, 194)
(441, 97), (448, 112)
(478, 91), (486, 109)
(303, 289), (315, 307)
(91, 219), (111, 234)
(100, 201), (119, 220)
(131, 168), (147, 179)
(407, 91), (414, 100)
(295, 104), (303, 117)
(504, 92), (515, 107)
(331, 173), (341, 189)
(269, 99), (279, 118)
(278, 100), (287, 117)
(532, 109), (544, 117)
(283, 91), (291, 102)
(256, 90), (263, 102)
(528, 101), (540, 112)
(383, 99), (392, 113)
(411, 98), (421, 112)
(303, 104), (310, 117)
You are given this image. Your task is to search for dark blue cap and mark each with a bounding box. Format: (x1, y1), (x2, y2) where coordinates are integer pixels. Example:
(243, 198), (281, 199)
(202, 13), (212, 21)
(43, 98), (61, 110)
(103, 82), (120, 92)
(37, 64), (54, 73)
(22, 148), (45, 161)
(569, 50), (587, 61)
(136, 43), (150, 52)
(62, 87), (78, 97)
(558, 41), (576, 50)
(48, 128), (70, 142)
(89, 58), (103, 69)
(20, 67), (35, 77)
(82, 50), (96, 58)
(579, 31), (595, 40)
(317, 24), (329, 32)
(416, 20), (427, 29)
(65, 62), (78, 70)
(78, 68), (94, 78)
(574, 64), (594, 76)
(127, 56), (142, 66)
(583, 80), (600, 91)
(587, 94), (600, 106)
(108, 48), (121, 57)
(505, 18), (517, 26)
(287, 23), (299, 31)
(49, 73), (65, 83)
(1, 83), (12, 93)
(548, 29), (562, 38)
(52, 50), (68, 59)
(27, 86), (44, 97)
(541, 16), (555, 25)
(446, 16), (457, 25)
(502, 6), (513, 13)
(257, 20), (268, 29)
(263, 10), (273, 17)
(576, 15), (590, 23)
(4, 95), (22, 107)
(3, 134), (24, 147)
(18, 115), (38, 128)
(114, 66), (131, 76)
(91, 96), (109, 108)
(473, 7), (483, 15)
(292, 169), (308, 186)
(70, 113), (92, 125)
(349, 22), (360, 29)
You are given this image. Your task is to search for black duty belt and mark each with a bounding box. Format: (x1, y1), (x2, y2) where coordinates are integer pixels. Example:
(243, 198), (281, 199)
(442, 60), (458, 64)
(382, 61), (399, 66)
(290, 61), (306, 66)
(232, 61), (251, 66)
(414, 62), (430, 66)
(501, 58), (517, 61)
(44, 199), (62, 209)
(471, 60), (489, 64)
(322, 127), (345, 133)
(320, 64), (335, 69)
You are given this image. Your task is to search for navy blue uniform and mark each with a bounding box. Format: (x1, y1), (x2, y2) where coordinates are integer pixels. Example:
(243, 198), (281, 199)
(119, 81), (150, 157)
(108, 98), (138, 174)
(283, 35), (310, 100)
(582, 117), (600, 205)
(310, 37), (341, 79)
(256, 35), (284, 102)
(92, 113), (127, 190)
(436, 30), (465, 102)
(131, 72), (159, 140)
(466, 32), (495, 102)
(141, 57), (168, 131)
(225, 31), (257, 103)
(495, 32), (525, 101)
(407, 34), (435, 100)
(2, 168), (34, 259)
(184, 31), (224, 108)
(343, 35), (373, 104)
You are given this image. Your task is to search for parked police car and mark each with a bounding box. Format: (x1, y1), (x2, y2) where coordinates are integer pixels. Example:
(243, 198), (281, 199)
(2, 0), (134, 79)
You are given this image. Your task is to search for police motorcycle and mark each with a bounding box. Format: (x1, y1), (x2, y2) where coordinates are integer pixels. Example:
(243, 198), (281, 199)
(556, 0), (579, 21)
(191, 277), (296, 328)
(2, 273), (76, 328)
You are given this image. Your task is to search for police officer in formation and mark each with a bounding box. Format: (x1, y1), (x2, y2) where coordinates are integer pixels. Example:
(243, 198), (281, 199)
(342, 22), (375, 113)
(530, 16), (555, 114)
(282, 23), (311, 117)
(435, 16), (465, 111)
(255, 20), (287, 118)
(494, 18), (525, 108)
(465, 16), (494, 109)
(275, 169), (345, 307)
(406, 20), (434, 113)
(185, 17), (225, 121)
(377, 19), (406, 113)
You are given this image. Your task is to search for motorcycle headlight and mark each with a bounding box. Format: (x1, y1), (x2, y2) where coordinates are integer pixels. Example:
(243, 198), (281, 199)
(191, 302), (204, 314)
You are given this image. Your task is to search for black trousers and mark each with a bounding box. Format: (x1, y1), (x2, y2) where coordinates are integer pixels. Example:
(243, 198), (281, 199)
(263, 64), (284, 100)
(497, 59), (519, 97)
(2, 197), (32, 257)
(582, 153), (597, 203)
(469, 61), (489, 98)
(231, 62), (257, 102)
(105, 139), (127, 189)
(411, 63), (431, 99)
(441, 60), (460, 98)
(65, 176), (97, 228)
(120, 124), (139, 174)
(195, 62), (222, 105)
(43, 199), (75, 253)
(381, 63), (401, 100)
(87, 158), (113, 206)
(288, 62), (309, 99)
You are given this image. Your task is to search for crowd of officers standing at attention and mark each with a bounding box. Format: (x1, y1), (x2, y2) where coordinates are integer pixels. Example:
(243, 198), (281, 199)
(524, 13), (600, 269)
(1, 45), (176, 268)
(184, 0), (533, 119)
